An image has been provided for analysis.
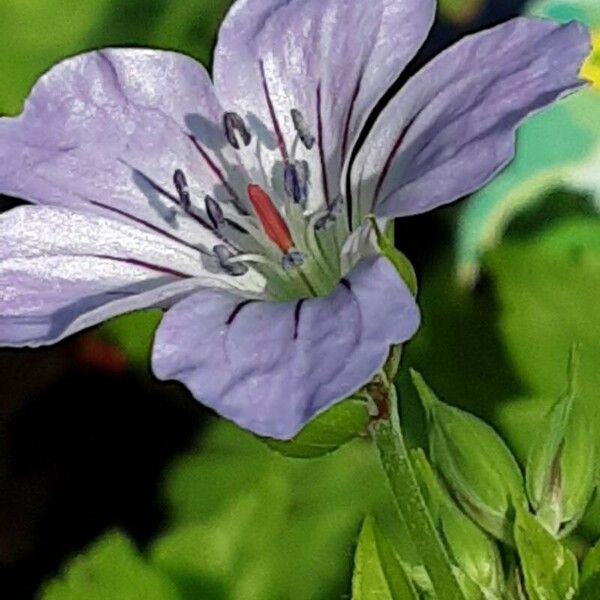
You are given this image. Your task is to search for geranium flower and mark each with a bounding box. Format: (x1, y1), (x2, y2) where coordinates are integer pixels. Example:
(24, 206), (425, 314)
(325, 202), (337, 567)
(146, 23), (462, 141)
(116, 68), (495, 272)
(0, 0), (589, 439)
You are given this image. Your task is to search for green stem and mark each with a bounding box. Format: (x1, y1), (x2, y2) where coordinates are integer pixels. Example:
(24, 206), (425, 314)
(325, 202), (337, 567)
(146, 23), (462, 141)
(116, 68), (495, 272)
(372, 385), (465, 600)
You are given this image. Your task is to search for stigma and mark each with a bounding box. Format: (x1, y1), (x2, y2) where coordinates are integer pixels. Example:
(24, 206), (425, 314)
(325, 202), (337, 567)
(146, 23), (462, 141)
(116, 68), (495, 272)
(247, 184), (294, 254)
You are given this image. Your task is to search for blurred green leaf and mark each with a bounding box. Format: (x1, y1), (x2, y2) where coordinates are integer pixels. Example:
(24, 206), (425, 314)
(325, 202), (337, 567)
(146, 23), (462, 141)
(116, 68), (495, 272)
(265, 398), (371, 458)
(160, 420), (413, 600)
(151, 469), (288, 600)
(581, 538), (600, 586)
(39, 531), (180, 600)
(100, 310), (161, 371)
(514, 509), (579, 600)
(438, 0), (484, 25)
(352, 516), (419, 600)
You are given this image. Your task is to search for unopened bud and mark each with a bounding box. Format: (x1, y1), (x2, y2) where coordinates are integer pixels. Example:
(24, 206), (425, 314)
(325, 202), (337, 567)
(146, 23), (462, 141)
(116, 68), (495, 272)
(526, 345), (597, 537)
(412, 370), (527, 544)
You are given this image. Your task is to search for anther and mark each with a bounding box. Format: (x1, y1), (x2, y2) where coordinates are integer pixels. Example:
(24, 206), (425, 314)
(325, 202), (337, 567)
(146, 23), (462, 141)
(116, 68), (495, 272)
(205, 195), (226, 231)
(291, 109), (315, 150)
(214, 244), (249, 276)
(173, 169), (191, 211)
(314, 195), (343, 231)
(223, 111), (251, 149)
(284, 160), (309, 207)
(281, 251), (305, 270)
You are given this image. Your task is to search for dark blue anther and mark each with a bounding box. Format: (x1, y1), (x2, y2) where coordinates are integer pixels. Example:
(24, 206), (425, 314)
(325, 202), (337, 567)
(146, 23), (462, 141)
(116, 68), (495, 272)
(214, 244), (249, 277)
(223, 112), (251, 149)
(284, 160), (309, 208)
(173, 169), (191, 211)
(291, 109), (315, 150)
(205, 195), (226, 231)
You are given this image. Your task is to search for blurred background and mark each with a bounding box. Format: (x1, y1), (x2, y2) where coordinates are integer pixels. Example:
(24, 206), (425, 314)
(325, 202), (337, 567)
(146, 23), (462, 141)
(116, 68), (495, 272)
(2, 0), (600, 598)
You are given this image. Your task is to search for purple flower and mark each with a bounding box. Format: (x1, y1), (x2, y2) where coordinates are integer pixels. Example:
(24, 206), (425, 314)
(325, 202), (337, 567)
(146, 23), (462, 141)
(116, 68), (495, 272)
(0, 0), (589, 439)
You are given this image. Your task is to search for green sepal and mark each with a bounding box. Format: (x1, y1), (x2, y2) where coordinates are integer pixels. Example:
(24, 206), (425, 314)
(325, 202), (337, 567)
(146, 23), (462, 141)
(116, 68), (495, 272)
(411, 370), (526, 544)
(264, 398), (371, 459)
(352, 516), (420, 600)
(581, 538), (600, 587)
(526, 345), (598, 537)
(412, 449), (504, 598)
(369, 216), (418, 296)
(514, 508), (579, 600)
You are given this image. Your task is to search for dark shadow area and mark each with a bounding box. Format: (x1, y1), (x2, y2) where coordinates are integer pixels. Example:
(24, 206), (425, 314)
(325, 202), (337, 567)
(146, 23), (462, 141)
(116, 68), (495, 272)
(0, 342), (205, 599)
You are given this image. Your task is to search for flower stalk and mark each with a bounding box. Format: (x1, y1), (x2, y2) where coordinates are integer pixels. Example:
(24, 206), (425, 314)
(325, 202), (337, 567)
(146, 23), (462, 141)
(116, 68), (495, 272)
(370, 377), (466, 600)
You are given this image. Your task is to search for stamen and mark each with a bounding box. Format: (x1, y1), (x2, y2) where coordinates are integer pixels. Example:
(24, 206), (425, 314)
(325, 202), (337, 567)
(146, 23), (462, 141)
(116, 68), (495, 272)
(214, 244), (249, 276)
(205, 195), (225, 231)
(223, 111), (251, 150)
(314, 195), (344, 231)
(173, 169), (191, 212)
(283, 160), (310, 207)
(281, 251), (305, 270)
(291, 109), (315, 150)
(247, 184), (294, 253)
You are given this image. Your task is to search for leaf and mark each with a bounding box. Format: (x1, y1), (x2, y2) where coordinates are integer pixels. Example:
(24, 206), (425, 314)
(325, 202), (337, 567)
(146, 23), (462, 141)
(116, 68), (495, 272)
(99, 310), (161, 371)
(161, 420), (409, 600)
(38, 531), (180, 600)
(264, 398), (371, 458)
(352, 517), (419, 600)
(581, 538), (600, 586)
(514, 510), (579, 600)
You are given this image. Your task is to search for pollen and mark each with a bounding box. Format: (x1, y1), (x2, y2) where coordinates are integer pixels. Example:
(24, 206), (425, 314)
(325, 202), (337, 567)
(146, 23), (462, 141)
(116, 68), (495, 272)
(247, 184), (293, 253)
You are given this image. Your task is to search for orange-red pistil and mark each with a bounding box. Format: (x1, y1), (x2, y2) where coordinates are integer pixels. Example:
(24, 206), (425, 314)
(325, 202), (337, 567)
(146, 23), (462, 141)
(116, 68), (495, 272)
(247, 184), (294, 253)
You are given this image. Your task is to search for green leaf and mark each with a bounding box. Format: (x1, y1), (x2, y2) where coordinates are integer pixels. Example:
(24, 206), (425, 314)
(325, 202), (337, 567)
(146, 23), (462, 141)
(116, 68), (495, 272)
(264, 398), (371, 458)
(161, 420), (407, 600)
(352, 517), (419, 600)
(456, 92), (599, 284)
(99, 310), (161, 371)
(514, 509), (579, 600)
(412, 370), (526, 544)
(581, 538), (600, 586)
(151, 469), (289, 600)
(38, 531), (180, 600)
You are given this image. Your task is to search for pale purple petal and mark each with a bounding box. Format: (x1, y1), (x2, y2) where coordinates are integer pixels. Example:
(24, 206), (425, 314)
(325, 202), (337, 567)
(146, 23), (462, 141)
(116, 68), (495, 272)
(351, 18), (591, 219)
(0, 49), (240, 245)
(213, 0), (435, 210)
(0, 206), (243, 347)
(152, 256), (420, 439)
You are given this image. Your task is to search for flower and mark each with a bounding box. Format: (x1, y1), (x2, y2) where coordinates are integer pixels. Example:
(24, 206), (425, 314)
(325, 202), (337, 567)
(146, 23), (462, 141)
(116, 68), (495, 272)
(0, 0), (590, 439)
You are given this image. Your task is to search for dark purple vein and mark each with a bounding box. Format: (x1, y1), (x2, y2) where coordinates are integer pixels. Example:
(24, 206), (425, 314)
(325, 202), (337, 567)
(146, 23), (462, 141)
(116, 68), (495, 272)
(89, 200), (210, 256)
(187, 135), (243, 206)
(226, 299), (256, 325)
(259, 60), (289, 163)
(316, 83), (331, 209)
(293, 299), (305, 340)
(341, 75), (363, 168)
(93, 255), (191, 278)
(373, 108), (424, 202)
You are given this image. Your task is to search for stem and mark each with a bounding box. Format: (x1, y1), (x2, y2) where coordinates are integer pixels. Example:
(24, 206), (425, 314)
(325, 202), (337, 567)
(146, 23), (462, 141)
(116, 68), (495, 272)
(371, 384), (465, 600)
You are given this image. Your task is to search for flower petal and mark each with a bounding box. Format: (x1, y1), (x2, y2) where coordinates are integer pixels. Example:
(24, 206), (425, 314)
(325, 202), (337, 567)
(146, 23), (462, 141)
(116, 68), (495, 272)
(213, 0), (435, 211)
(0, 206), (264, 346)
(351, 18), (591, 220)
(152, 256), (420, 439)
(0, 49), (241, 246)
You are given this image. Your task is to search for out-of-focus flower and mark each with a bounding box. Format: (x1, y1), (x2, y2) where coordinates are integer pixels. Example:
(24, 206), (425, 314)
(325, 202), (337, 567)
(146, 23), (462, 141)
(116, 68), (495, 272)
(581, 31), (600, 88)
(0, 0), (590, 438)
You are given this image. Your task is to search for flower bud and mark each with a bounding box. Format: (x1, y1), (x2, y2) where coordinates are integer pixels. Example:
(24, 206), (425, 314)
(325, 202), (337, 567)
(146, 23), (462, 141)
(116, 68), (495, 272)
(526, 345), (597, 537)
(412, 449), (504, 597)
(412, 370), (527, 544)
